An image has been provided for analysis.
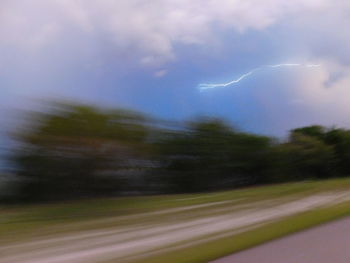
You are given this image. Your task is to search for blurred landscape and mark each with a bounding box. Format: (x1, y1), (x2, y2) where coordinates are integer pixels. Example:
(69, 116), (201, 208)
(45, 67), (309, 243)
(1, 101), (350, 262)
(2, 0), (350, 262)
(3, 100), (350, 203)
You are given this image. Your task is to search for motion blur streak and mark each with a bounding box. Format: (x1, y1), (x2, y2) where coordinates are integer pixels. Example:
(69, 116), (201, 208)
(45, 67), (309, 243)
(198, 63), (322, 91)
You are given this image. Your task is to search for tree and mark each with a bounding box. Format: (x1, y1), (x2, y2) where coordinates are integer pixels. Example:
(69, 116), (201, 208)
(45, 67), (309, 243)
(324, 128), (350, 176)
(11, 102), (151, 201)
(291, 125), (350, 176)
(291, 125), (326, 141)
(270, 133), (334, 182)
(158, 118), (272, 192)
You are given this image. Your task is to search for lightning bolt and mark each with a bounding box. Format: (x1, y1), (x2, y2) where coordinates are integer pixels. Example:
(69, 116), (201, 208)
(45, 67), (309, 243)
(198, 63), (321, 91)
(268, 63), (301, 68)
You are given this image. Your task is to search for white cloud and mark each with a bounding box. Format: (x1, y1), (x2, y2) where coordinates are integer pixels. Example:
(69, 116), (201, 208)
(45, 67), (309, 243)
(295, 62), (350, 121)
(154, 69), (168, 78)
(0, 0), (343, 66)
(254, 60), (350, 133)
(2, 0), (350, 136)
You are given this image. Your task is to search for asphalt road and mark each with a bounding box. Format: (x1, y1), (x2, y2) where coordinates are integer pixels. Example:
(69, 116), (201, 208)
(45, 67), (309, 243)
(211, 216), (350, 263)
(2, 193), (349, 263)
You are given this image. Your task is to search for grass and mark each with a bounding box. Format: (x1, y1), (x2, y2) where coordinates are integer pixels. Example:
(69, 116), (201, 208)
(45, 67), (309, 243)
(135, 201), (350, 263)
(1, 177), (350, 260)
(3, 177), (350, 219)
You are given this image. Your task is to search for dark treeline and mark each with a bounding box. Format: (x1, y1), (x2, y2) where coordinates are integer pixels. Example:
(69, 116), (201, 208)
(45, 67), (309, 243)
(2, 101), (350, 202)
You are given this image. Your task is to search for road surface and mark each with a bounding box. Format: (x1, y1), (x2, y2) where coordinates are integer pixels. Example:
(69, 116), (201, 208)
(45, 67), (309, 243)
(211, 216), (350, 263)
(1, 192), (350, 263)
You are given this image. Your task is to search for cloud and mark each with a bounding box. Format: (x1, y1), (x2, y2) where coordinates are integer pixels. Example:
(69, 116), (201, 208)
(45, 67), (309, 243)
(2, 0), (350, 137)
(0, 0), (342, 66)
(198, 59), (350, 135)
(294, 61), (350, 122)
(154, 69), (168, 78)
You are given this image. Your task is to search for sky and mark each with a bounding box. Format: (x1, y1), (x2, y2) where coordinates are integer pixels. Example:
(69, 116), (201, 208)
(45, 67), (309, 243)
(1, 0), (350, 139)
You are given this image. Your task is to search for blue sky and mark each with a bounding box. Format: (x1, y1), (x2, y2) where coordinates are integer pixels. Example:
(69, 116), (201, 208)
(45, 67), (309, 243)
(1, 0), (350, 138)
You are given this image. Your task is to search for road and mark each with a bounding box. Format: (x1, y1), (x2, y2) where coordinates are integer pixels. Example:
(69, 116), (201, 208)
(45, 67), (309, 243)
(1, 192), (350, 263)
(211, 216), (350, 263)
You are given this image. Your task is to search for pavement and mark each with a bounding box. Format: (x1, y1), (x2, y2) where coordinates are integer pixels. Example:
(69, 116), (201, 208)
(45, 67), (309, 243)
(1, 192), (350, 263)
(211, 216), (350, 263)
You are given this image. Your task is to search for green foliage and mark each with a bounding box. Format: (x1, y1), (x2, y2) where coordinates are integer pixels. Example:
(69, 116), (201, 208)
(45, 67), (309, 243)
(7, 101), (350, 202)
(291, 125), (326, 141)
(270, 133), (334, 181)
(290, 126), (350, 176)
(158, 119), (271, 192)
(11, 102), (151, 201)
(324, 128), (350, 175)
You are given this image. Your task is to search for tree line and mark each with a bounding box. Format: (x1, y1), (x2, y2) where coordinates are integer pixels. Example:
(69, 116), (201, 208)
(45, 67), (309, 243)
(3, 101), (350, 202)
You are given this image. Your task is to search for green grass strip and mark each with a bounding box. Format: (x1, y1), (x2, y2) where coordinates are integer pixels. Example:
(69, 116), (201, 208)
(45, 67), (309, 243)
(136, 202), (350, 263)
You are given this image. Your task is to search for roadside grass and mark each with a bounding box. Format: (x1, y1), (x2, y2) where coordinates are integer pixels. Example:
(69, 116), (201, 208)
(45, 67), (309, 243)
(1, 178), (350, 244)
(135, 201), (350, 263)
